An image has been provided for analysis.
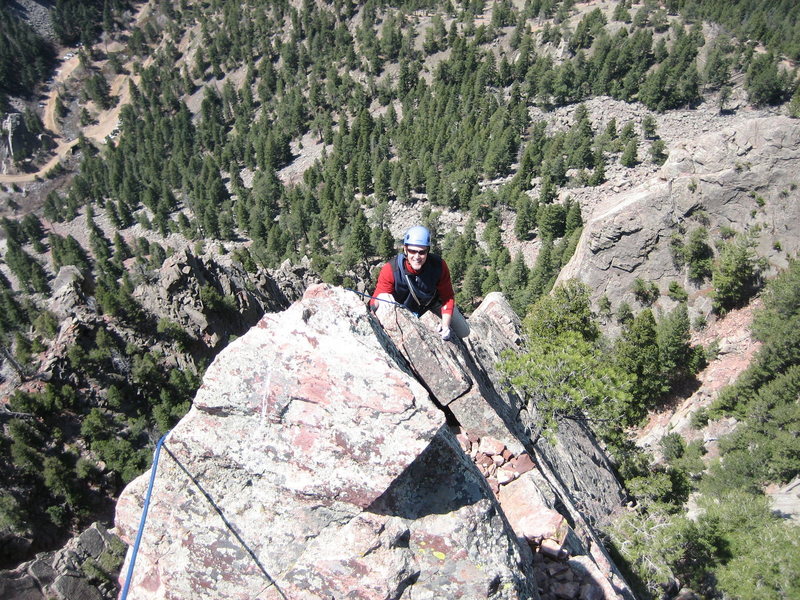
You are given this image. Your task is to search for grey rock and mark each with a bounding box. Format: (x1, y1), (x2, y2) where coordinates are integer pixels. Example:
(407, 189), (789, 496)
(48, 266), (88, 320)
(0, 522), (122, 600)
(52, 574), (104, 600)
(559, 116), (800, 326)
(115, 284), (536, 599)
(132, 248), (295, 355)
(0, 571), (42, 600)
(767, 477), (800, 523)
(1, 113), (45, 168)
(377, 292), (633, 598)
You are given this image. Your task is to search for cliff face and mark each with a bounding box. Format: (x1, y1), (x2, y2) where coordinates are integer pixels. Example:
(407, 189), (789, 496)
(558, 115), (800, 324)
(115, 285), (632, 599)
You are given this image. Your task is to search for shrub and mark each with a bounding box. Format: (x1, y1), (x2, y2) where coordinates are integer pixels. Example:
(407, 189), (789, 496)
(633, 277), (659, 305)
(711, 233), (765, 314)
(684, 227), (713, 281)
(668, 281), (688, 302)
(660, 432), (685, 462)
(690, 407), (710, 429)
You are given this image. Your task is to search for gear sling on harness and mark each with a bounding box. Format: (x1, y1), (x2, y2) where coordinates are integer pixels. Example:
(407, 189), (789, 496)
(391, 252), (443, 316)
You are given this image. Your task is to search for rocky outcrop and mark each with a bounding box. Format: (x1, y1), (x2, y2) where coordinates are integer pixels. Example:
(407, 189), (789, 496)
(270, 255), (324, 304)
(0, 523), (124, 600)
(559, 116), (800, 324)
(132, 249), (295, 355)
(1, 113), (46, 171)
(115, 285), (633, 599)
(377, 293), (633, 599)
(115, 285), (537, 599)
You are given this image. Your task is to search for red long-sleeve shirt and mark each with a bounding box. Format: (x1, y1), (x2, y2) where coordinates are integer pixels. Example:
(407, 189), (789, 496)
(371, 256), (456, 315)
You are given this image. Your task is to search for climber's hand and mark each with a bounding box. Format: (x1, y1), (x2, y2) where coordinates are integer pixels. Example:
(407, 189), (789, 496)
(439, 325), (452, 341)
(375, 293), (396, 316)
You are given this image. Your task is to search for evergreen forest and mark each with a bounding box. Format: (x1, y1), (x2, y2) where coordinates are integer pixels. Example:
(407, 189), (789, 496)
(1, 0), (800, 598)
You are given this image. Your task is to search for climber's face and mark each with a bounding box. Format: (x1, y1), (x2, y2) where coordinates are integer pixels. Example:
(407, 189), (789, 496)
(405, 245), (429, 271)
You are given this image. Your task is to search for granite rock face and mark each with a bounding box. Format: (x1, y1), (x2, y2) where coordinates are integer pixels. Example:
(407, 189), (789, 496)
(131, 249), (296, 355)
(558, 116), (800, 323)
(115, 285), (537, 600)
(0, 523), (123, 600)
(377, 292), (633, 599)
(1, 112), (47, 170)
(377, 292), (627, 526)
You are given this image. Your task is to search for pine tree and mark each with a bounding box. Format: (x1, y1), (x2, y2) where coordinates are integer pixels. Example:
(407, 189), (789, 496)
(621, 137), (638, 167)
(461, 260), (485, 310)
(657, 303), (700, 388)
(343, 210), (372, 266)
(684, 227), (714, 282)
(500, 281), (633, 442)
(514, 193), (537, 241)
(711, 233), (764, 314)
(615, 308), (665, 413)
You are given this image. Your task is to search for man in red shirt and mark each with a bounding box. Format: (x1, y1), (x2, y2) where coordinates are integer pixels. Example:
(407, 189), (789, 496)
(371, 225), (470, 341)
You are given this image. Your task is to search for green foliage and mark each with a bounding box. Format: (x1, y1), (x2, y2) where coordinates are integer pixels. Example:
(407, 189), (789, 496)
(522, 279), (600, 342)
(85, 72), (115, 110)
(606, 508), (719, 600)
(746, 51), (794, 107)
(568, 8), (606, 52)
(659, 432), (685, 462)
(157, 318), (191, 351)
(0, 273), (27, 336)
(685, 1), (800, 61)
(620, 137), (638, 167)
(9, 383), (78, 417)
(683, 227), (713, 281)
(649, 139), (667, 165)
(632, 277), (659, 306)
(711, 232), (765, 314)
(0, 6), (56, 95)
(0, 494), (26, 532)
(514, 193), (537, 241)
(4, 238), (50, 294)
(52, 0), (111, 46)
(713, 365), (800, 485)
(615, 308), (665, 415)
(199, 285), (237, 315)
(501, 282), (634, 443)
(715, 518), (800, 600)
(49, 233), (93, 274)
(616, 300), (633, 325)
(696, 491), (800, 600)
(667, 280), (688, 302)
(657, 303), (704, 389)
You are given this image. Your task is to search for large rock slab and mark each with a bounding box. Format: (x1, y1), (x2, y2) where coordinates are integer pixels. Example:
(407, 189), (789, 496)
(376, 292), (633, 599)
(115, 284), (536, 599)
(559, 116), (800, 320)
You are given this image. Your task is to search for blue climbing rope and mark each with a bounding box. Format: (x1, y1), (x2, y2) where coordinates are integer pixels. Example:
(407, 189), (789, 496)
(120, 431), (170, 600)
(344, 287), (418, 316)
(345, 287), (399, 306)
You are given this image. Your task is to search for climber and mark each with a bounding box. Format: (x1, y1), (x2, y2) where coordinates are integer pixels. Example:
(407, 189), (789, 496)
(371, 225), (470, 341)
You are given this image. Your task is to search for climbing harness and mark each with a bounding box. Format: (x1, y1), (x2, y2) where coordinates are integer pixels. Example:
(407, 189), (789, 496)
(120, 431), (169, 600)
(391, 253), (442, 315)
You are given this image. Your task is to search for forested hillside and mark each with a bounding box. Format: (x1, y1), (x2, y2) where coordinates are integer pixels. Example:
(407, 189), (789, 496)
(2, 1), (800, 598)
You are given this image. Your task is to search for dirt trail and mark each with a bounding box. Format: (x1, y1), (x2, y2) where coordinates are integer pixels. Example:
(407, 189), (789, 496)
(42, 55), (80, 134)
(1, 2), (152, 185)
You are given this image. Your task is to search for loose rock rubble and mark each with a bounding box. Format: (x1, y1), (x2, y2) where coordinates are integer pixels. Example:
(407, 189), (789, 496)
(456, 428), (536, 494)
(458, 427), (614, 600)
(0, 523), (125, 600)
